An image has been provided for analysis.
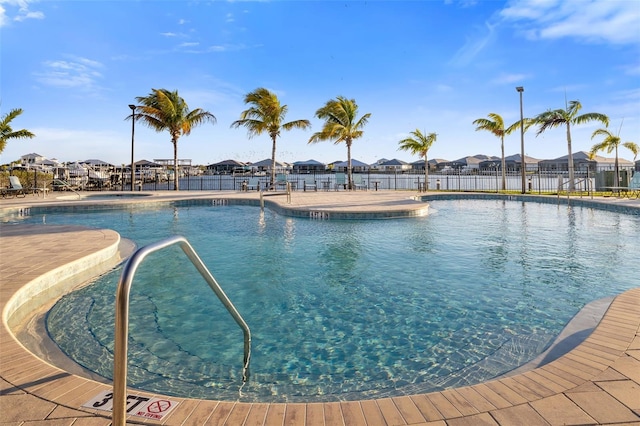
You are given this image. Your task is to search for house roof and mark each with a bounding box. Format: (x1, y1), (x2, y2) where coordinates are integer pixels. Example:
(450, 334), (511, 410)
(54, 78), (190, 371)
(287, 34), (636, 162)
(411, 158), (449, 165)
(209, 159), (246, 167)
(251, 158), (289, 168)
(332, 159), (370, 168)
(293, 159), (325, 166)
(540, 151), (634, 165)
(447, 155), (499, 166)
(82, 159), (114, 167)
(379, 158), (409, 166)
(503, 154), (540, 163)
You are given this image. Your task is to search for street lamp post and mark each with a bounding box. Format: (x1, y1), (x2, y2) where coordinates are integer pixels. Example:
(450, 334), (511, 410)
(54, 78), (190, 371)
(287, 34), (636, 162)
(516, 86), (525, 194)
(128, 104), (136, 191)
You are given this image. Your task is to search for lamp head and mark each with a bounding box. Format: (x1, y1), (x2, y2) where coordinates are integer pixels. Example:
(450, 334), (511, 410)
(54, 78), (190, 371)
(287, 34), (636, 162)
(128, 104), (136, 111)
(516, 86), (524, 93)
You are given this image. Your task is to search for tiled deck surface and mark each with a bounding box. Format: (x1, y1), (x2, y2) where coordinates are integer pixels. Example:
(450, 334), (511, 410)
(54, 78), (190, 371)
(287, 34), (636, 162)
(1, 191), (639, 425)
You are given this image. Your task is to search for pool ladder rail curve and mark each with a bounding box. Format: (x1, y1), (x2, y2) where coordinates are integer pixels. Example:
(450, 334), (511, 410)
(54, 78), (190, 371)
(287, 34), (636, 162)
(112, 235), (252, 426)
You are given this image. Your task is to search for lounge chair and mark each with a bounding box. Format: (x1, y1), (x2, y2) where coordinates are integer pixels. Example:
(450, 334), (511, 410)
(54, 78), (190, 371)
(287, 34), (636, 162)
(334, 173), (346, 191)
(628, 172), (640, 199)
(1, 176), (28, 198)
(353, 174), (368, 190)
(245, 177), (261, 191)
(273, 173), (296, 190)
(274, 173), (290, 191)
(303, 176), (317, 191)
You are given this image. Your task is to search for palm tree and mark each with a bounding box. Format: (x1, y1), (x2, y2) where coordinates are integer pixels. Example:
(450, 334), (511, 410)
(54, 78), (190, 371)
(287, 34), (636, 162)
(472, 114), (522, 191)
(131, 88), (216, 190)
(309, 96), (371, 190)
(589, 124), (638, 187)
(0, 108), (35, 154)
(231, 88), (311, 188)
(398, 129), (437, 190)
(533, 100), (609, 191)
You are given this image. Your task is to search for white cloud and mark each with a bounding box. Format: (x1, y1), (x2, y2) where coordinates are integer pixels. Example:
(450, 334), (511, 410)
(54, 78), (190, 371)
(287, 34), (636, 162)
(33, 56), (105, 93)
(490, 73), (529, 85)
(449, 21), (498, 67)
(622, 63), (640, 76)
(0, 0), (44, 26)
(500, 0), (640, 45)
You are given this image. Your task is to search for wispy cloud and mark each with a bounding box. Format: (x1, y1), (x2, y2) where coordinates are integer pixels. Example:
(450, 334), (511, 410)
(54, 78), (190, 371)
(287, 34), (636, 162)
(621, 63), (640, 76)
(33, 56), (105, 95)
(0, 0), (44, 27)
(444, 0), (479, 8)
(547, 84), (588, 94)
(490, 72), (529, 85)
(500, 0), (640, 45)
(449, 21), (498, 67)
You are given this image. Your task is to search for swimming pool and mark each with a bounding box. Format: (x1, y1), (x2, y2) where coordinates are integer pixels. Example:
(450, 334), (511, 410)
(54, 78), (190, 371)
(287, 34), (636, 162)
(22, 199), (640, 402)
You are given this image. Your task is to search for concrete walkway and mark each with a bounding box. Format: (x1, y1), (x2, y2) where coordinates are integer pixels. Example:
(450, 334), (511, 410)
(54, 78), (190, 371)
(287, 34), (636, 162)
(1, 191), (639, 425)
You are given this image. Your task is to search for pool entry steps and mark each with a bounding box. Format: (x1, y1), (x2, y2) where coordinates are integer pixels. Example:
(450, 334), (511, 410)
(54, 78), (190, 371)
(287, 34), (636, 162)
(112, 235), (251, 426)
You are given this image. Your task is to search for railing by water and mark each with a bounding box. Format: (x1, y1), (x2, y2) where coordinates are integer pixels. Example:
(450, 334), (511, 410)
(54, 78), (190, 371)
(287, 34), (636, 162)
(112, 236), (251, 426)
(556, 176), (594, 203)
(23, 168), (623, 194)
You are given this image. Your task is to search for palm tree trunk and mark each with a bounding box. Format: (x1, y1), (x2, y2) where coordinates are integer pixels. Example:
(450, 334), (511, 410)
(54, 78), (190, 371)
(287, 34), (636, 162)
(500, 136), (506, 191)
(566, 122), (575, 192)
(173, 138), (179, 191)
(347, 140), (353, 190)
(614, 145), (620, 187)
(424, 154), (429, 190)
(270, 135), (277, 188)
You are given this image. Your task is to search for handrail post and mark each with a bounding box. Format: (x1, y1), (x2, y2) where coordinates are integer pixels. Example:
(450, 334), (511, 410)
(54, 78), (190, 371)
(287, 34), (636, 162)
(112, 236), (251, 425)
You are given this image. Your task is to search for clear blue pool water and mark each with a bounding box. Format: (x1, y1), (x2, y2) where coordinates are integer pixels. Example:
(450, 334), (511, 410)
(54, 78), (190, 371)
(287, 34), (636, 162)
(21, 199), (640, 402)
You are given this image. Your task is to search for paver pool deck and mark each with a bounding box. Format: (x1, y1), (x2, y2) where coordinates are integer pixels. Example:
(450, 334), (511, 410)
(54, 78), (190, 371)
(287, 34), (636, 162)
(1, 190), (639, 425)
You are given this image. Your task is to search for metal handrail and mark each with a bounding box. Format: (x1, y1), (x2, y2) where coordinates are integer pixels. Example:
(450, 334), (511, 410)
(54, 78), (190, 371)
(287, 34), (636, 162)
(52, 179), (82, 198)
(557, 176), (593, 202)
(112, 236), (251, 426)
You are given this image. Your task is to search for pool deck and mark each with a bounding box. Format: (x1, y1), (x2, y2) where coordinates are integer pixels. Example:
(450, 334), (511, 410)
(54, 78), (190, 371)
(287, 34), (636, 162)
(1, 190), (639, 425)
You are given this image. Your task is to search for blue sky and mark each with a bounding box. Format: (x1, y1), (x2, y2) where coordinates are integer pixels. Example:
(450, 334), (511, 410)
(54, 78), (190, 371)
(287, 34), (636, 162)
(1, 0), (639, 167)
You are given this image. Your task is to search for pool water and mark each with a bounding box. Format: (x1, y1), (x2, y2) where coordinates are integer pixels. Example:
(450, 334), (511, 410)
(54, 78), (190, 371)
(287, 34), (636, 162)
(33, 200), (639, 402)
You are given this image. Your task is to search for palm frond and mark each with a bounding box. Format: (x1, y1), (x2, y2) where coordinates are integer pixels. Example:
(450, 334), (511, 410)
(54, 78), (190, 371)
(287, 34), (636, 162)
(574, 112), (609, 127)
(622, 142), (639, 160)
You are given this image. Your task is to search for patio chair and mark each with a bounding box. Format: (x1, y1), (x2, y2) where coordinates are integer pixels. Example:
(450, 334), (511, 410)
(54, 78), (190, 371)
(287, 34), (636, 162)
(334, 173), (346, 191)
(246, 177), (261, 191)
(628, 172), (640, 199)
(353, 174), (368, 190)
(3, 176), (28, 198)
(274, 174), (288, 190)
(303, 176), (317, 191)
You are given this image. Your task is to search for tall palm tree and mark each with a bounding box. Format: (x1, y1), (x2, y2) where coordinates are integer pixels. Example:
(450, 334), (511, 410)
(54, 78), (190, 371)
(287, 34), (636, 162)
(231, 88), (310, 188)
(472, 113), (520, 191)
(0, 108), (35, 154)
(533, 100), (609, 191)
(131, 88), (216, 190)
(398, 129), (437, 190)
(589, 124), (638, 187)
(309, 96), (371, 190)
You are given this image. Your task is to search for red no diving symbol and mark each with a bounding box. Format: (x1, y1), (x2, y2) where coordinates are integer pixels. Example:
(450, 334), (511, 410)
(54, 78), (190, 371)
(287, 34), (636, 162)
(147, 400), (171, 413)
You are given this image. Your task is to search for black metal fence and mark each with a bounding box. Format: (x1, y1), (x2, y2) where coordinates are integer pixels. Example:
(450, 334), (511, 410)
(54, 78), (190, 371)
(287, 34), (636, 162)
(3, 168), (634, 194)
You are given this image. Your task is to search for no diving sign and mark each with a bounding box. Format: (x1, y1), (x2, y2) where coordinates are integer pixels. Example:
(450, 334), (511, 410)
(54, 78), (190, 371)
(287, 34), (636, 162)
(83, 390), (179, 420)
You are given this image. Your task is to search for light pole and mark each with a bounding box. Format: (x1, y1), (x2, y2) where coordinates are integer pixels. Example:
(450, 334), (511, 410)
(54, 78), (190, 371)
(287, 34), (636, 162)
(128, 104), (136, 191)
(516, 86), (525, 194)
